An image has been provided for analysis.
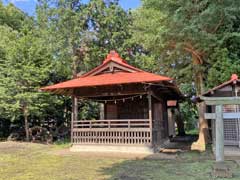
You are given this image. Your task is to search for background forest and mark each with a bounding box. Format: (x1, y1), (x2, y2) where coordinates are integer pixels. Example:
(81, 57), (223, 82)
(0, 0), (240, 141)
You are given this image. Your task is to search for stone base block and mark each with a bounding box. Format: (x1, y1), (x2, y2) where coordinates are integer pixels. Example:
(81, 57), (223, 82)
(212, 162), (233, 178)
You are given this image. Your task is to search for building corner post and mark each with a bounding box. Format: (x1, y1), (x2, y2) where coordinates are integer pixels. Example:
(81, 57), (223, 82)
(148, 92), (153, 146)
(71, 95), (78, 144)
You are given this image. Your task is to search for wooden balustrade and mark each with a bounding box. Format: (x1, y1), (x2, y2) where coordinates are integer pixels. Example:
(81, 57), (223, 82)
(73, 119), (150, 129)
(72, 119), (151, 145)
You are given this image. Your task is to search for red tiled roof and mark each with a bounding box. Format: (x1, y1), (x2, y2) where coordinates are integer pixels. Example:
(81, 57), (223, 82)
(41, 71), (171, 90)
(41, 51), (173, 92)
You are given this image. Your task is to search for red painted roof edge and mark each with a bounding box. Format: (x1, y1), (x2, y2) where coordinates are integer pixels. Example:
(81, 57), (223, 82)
(40, 79), (169, 90)
(41, 72), (172, 91)
(201, 74), (239, 96)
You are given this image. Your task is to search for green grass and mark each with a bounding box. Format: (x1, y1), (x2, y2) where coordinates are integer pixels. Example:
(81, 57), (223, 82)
(186, 128), (199, 135)
(0, 142), (239, 180)
(53, 138), (71, 149)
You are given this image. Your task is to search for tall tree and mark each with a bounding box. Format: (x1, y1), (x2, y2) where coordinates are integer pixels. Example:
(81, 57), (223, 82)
(36, 0), (91, 136)
(0, 21), (52, 141)
(36, 0), (133, 126)
(36, 0), (133, 77)
(84, 0), (132, 69)
(0, 1), (26, 31)
(131, 0), (240, 150)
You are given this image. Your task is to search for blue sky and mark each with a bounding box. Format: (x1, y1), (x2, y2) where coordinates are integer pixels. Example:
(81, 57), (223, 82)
(3, 0), (141, 16)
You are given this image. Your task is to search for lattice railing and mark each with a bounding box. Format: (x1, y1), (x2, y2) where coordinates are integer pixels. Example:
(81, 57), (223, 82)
(72, 119), (151, 145)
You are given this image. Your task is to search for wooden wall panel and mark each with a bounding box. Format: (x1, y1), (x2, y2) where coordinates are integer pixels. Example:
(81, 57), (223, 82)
(105, 104), (118, 119)
(104, 97), (148, 120)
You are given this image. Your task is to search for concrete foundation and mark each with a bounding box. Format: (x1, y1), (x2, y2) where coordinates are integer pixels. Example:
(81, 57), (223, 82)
(212, 162), (232, 178)
(70, 144), (154, 154)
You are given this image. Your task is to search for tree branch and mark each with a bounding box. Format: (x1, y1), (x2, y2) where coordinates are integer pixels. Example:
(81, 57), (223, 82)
(169, 41), (204, 65)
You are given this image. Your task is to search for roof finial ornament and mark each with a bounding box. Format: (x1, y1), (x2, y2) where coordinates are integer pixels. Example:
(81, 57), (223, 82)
(231, 74), (238, 80)
(110, 50), (119, 57)
(103, 50), (126, 64)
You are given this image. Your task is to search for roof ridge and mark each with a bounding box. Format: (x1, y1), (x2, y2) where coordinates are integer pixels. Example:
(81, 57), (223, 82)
(80, 51), (143, 78)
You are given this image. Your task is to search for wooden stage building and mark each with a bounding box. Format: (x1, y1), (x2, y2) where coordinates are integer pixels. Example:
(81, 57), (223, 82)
(41, 51), (182, 153)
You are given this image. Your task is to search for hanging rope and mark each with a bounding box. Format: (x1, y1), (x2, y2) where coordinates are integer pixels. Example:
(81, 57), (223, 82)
(79, 94), (146, 104)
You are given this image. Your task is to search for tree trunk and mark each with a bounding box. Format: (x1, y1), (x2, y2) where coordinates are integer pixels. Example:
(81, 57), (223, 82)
(23, 105), (30, 142)
(63, 98), (68, 126)
(71, 54), (79, 143)
(175, 108), (186, 136)
(191, 54), (209, 151)
(70, 46), (84, 143)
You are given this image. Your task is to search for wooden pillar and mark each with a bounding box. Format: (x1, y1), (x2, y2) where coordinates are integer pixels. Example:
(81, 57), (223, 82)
(100, 103), (105, 120)
(167, 108), (175, 137)
(71, 96), (78, 144)
(215, 105), (224, 162)
(148, 93), (153, 145)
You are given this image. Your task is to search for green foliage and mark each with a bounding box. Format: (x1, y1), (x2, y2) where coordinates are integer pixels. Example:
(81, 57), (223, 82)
(0, 3), (62, 137)
(36, 0), (133, 76)
(131, 0), (240, 131)
(81, 0), (134, 71)
(207, 48), (240, 88)
(1, 0), (240, 136)
(78, 101), (100, 120)
(180, 102), (198, 131)
(0, 23), (53, 120)
(0, 1), (26, 30)
(179, 84), (198, 131)
(132, 0), (240, 88)
(35, 0), (133, 122)
(0, 1), (133, 138)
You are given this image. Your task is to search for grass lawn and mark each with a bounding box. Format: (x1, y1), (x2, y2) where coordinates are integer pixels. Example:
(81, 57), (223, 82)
(0, 142), (239, 180)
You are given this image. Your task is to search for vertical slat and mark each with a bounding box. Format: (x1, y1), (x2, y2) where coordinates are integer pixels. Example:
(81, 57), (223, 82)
(72, 119), (153, 145)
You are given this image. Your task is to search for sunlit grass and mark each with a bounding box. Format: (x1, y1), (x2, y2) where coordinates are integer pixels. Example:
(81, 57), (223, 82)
(0, 142), (239, 180)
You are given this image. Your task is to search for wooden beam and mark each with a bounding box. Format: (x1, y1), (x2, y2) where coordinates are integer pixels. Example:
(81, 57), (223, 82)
(151, 91), (163, 102)
(215, 105), (224, 162)
(199, 96), (240, 105)
(205, 113), (216, 120)
(75, 84), (147, 97)
(223, 112), (240, 119)
(90, 61), (136, 77)
(205, 112), (240, 120)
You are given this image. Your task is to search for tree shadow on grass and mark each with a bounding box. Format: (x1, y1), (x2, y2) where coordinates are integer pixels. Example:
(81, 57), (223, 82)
(99, 151), (240, 180)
